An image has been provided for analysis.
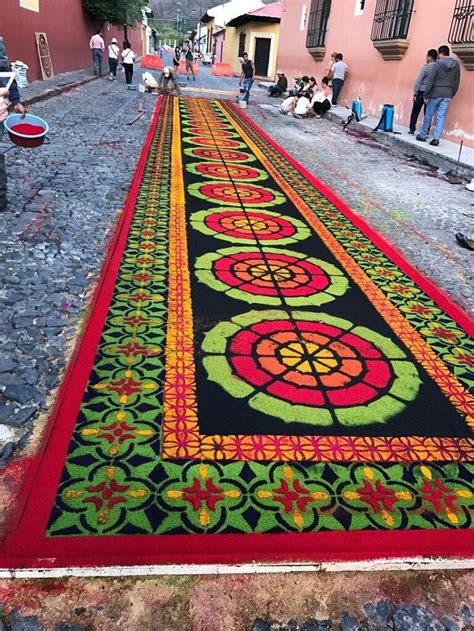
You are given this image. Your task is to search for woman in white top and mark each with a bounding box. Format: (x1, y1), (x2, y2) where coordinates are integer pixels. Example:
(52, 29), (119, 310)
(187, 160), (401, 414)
(311, 76), (332, 117)
(279, 95), (297, 115)
(121, 42), (136, 85)
(294, 92), (312, 118)
(108, 38), (120, 81)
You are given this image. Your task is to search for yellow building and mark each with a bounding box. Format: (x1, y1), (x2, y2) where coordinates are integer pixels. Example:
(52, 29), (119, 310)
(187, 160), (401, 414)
(225, 3), (282, 79)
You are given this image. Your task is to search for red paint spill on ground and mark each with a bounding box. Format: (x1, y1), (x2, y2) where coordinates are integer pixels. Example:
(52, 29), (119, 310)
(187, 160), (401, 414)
(11, 123), (45, 135)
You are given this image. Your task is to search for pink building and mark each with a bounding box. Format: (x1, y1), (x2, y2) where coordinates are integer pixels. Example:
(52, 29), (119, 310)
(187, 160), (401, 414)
(277, 0), (474, 147)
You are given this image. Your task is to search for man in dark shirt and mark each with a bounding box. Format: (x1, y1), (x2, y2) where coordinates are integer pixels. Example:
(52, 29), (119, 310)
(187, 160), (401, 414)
(239, 52), (254, 103)
(1, 35), (26, 212)
(268, 71), (288, 97)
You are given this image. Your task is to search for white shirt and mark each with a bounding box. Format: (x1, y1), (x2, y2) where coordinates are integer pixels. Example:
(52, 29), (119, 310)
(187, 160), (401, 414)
(331, 60), (348, 81)
(108, 44), (120, 60)
(311, 89), (332, 105)
(122, 48), (136, 64)
(280, 96), (295, 113)
(294, 96), (311, 116)
(90, 34), (105, 50)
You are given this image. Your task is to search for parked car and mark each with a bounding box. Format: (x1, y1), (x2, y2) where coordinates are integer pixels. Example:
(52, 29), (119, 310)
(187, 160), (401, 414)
(202, 52), (213, 65)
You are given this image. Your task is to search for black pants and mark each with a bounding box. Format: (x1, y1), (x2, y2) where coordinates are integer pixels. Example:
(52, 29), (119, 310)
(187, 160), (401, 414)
(123, 63), (134, 84)
(109, 58), (118, 77)
(313, 99), (331, 115)
(0, 151), (6, 212)
(409, 91), (426, 133)
(331, 78), (344, 105)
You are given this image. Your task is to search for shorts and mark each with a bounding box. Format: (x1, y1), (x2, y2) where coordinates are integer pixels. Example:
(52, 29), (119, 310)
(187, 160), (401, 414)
(186, 60), (194, 71)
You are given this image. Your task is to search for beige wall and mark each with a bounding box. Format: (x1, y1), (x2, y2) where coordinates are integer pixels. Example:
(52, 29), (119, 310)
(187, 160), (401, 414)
(277, 0), (474, 147)
(225, 21), (281, 77)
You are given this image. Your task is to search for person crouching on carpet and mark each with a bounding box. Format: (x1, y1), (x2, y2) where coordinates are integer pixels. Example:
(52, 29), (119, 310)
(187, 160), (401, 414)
(158, 67), (181, 96)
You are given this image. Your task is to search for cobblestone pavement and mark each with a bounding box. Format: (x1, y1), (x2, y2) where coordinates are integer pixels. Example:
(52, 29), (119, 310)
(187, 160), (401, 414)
(0, 61), (473, 464)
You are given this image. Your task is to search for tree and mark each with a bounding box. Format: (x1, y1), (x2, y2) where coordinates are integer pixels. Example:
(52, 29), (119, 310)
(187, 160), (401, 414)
(82, 0), (147, 27)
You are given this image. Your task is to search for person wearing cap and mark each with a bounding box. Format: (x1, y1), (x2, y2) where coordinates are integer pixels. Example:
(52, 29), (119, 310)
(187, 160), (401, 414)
(108, 38), (120, 81)
(0, 35), (26, 213)
(268, 70), (288, 98)
(158, 66), (181, 95)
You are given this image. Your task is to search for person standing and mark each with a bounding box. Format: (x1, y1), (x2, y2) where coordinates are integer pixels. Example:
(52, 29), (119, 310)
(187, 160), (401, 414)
(0, 35), (26, 213)
(239, 52), (254, 103)
(185, 46), (195, 81)
(408, 49), (438, 134)
(108, 37), (120, 81)
(329, 53), (348, 105)
(416, 45), (461, 147)
(89, 29), (105, 76)
(121, 42), (136, 85)
(173, 46), (181, 72)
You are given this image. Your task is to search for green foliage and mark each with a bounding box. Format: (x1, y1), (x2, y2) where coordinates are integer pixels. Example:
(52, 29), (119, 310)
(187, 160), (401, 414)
(82, 0), (147, 26)
(149, 18), (183, 42)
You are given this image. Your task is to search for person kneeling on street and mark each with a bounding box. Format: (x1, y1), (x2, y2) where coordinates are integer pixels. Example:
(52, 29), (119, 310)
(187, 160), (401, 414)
(311, 76), (332, 117)
(158, 66), (181, 95)
(293, 91), (312, 118)
(268, 71), (288, 97)
(279, 94), (297, 115)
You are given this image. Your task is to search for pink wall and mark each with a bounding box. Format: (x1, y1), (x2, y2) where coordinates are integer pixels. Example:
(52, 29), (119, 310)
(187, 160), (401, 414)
(277, 0), (474, 147)
(213, 31), (226, 64)
(1, 0), (142, 82)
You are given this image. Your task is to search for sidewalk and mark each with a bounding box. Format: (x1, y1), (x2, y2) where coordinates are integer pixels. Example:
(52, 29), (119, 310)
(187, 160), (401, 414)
(18, 68), (99, 106)
(257, 82), (474, 178)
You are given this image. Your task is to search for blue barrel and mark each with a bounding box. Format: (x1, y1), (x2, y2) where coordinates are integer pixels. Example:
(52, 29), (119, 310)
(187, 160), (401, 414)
(384, 104), (394, 132)
(352, 99), (362, 121)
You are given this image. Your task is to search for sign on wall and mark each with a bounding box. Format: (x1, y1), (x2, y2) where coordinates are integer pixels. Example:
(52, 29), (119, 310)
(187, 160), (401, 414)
(35, 33), (54, 80)
(20, 0), (40, 12)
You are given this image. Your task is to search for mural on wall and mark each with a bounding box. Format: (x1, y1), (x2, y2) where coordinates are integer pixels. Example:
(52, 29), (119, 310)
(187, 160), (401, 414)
(20, 0), (40, 11)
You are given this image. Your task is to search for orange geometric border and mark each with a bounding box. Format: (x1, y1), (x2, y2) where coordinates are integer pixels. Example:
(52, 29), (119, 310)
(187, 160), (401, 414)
(161, 98), (474, 464)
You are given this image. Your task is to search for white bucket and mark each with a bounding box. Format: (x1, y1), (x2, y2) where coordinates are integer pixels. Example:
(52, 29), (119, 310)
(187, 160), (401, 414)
(239, 100), (247, 110)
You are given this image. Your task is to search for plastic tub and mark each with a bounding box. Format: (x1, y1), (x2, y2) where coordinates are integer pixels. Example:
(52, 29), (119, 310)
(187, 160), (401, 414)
(4, 113), (49, 148)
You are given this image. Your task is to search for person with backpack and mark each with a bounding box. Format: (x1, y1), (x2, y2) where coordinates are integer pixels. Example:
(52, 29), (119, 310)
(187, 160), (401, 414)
(408, 48), (438, 134)
(416, 45), (461, 147)
(121, 42), (136, 85)
(108, 38), (120, 81)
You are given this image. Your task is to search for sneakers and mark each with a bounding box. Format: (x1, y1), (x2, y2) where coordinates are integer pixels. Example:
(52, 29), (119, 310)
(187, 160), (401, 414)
(408, 130), (414, 135)
(416, 134), (426, 142)
(455, 233), (474, 251)
(430, 138), (440, 146)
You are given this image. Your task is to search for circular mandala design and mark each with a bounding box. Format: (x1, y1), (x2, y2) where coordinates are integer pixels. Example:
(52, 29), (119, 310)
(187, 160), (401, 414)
(196, 247), (349, 306)
(184, 148), (256, 163)
(203, 311), (421, 427)
(182, 120), (230, 131)
(186, 128), (238, 139)
(187, 162), (268, 182)
(191, 209), (311, 245)
(188, 182), (286, 207)
(183, 136), (245, 149)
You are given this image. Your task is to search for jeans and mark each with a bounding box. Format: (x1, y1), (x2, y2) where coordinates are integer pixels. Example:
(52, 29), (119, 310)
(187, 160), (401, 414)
(92, 48), (103, 75)
(419, 97), (451, 140)
(331, 78), (344, 105)
(409, 91), (426, 133)
(123, 63), (134, 84)
(109, 58), (118, 77)
(0, 149), (6, 212)
(268, 85), (283, 97)
(241, 78), (253, 103)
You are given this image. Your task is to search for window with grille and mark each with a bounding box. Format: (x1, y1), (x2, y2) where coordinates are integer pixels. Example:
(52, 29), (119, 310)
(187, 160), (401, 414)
(238, 33), (246, 57)
(306, 0), (332, 49)
(448, 0), (474, 45)
(371, 0), (414, 41)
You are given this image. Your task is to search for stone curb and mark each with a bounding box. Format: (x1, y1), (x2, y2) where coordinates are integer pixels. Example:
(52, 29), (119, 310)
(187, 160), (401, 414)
(22, 76), (100, 107)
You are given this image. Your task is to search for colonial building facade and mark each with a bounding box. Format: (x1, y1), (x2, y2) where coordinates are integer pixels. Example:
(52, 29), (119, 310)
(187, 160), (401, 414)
(277, 0), (474, 146)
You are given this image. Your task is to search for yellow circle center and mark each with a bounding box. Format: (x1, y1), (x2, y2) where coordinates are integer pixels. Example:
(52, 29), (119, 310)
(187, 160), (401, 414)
(280, 342), (338, 374)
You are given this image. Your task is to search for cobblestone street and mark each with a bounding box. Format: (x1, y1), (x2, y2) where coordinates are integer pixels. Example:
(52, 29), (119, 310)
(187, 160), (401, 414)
(0, 61), (473, 630)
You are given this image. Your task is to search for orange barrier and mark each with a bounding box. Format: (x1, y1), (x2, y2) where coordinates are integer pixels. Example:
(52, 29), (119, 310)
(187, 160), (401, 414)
(140, 55), (164, 71)
(177, 61), (200, 76)
(211, 63), (234, 77)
